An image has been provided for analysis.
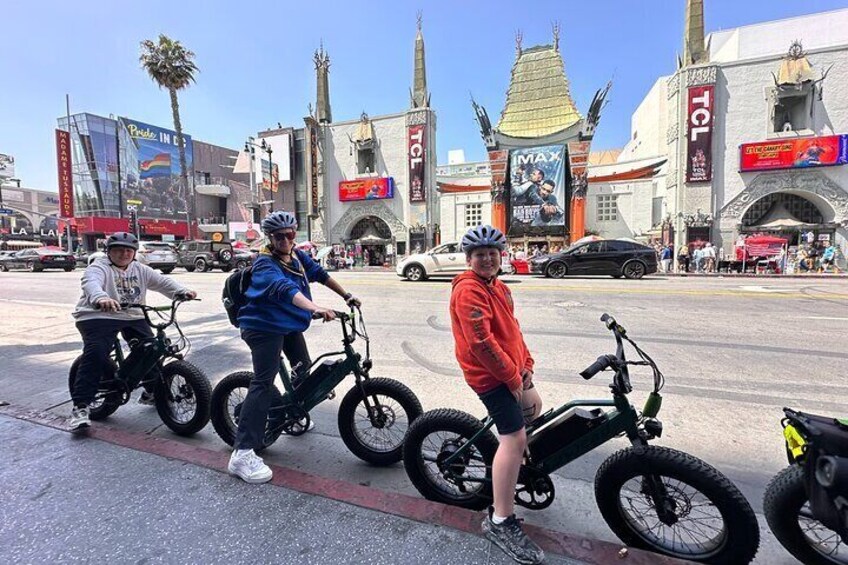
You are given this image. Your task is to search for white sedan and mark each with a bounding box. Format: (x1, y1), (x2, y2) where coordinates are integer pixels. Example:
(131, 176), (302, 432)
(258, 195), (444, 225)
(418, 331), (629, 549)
(396, 242), (513, 281)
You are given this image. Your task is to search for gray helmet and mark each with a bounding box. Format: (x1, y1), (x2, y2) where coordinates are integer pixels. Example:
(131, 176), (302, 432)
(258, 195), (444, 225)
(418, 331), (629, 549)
(261, 210), (297, 234)
(461, 225), (506, 253)
(106, 232), (138, 250)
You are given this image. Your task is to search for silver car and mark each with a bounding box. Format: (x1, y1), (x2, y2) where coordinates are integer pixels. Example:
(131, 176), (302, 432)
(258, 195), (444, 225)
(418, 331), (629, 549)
(137, 241), (178, 273)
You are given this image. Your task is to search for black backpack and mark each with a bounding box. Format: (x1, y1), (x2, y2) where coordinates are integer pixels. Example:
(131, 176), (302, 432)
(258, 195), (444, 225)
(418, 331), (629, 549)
(222, 266), (254, 328)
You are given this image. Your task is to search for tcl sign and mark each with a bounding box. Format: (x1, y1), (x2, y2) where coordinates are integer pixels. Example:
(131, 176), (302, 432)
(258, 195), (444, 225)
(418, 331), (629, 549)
(408, 124), (426, 203)
(686, 85), (714, 183)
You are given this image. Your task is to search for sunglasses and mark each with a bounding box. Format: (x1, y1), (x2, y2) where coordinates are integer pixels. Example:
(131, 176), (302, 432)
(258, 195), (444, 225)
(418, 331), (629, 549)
(272, 231), (296, 242)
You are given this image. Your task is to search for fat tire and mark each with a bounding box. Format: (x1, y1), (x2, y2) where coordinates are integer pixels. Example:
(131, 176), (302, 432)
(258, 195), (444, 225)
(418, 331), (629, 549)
(210, 371), (284, 451)
(764, 465), (842, 565)
(154, 360), (212, 436)
(403, 408), (499, 510)
(595, 445), (760, 564)
(337, 378), (423, 466)
(67, 355), (121, 420)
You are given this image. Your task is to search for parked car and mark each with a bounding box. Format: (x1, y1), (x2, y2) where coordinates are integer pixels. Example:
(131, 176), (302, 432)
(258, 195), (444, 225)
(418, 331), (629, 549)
(232, 248), (254, 271)
(396, 242), (513, 281)
(137, 241), (178, 273)
(530, 239), (658, 279)
(176, 240), (236, 272)
(0, 248), (77, 272)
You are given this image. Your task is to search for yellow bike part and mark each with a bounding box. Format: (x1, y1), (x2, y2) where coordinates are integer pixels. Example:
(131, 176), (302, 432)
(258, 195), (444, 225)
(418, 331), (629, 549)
(784, 423), (806, 461)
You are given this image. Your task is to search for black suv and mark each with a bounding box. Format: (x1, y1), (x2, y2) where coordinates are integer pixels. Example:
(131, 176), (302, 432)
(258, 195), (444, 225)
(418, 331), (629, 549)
(176, 240), (236, 272)
(530, 239), (658, 279)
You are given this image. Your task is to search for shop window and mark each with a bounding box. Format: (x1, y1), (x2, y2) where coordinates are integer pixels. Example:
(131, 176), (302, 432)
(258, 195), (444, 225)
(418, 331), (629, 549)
(357, 148), (375, 174)
(596, 194), (618, 222)
(769, 84), (813, 134)
(464, 203), (483, 228)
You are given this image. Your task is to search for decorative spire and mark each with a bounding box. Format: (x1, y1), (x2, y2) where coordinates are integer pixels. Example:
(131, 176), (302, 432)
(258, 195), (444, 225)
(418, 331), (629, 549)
(410, 12), (430, 108)
(515, 30), (523, 56)
(552, 21), (560, 52)
(683, 0), (706, 66)
(314, 41), (332, 123)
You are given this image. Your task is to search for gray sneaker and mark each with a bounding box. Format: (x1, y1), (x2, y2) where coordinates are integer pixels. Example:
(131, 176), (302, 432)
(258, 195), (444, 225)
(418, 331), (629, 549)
(482, 508), (545, 565)
(69, 405), (91, 431)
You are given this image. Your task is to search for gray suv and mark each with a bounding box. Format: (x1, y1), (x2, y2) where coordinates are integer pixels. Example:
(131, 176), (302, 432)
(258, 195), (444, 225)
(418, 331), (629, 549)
(176, 240), (236, 272)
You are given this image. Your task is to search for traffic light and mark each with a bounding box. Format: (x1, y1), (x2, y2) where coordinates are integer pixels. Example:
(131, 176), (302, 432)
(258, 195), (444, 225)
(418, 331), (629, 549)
(128, 209), (139, 237)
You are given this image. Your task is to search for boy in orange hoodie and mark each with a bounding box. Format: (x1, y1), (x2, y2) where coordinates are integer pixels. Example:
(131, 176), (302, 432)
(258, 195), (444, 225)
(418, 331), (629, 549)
(450, 225), (544, 565)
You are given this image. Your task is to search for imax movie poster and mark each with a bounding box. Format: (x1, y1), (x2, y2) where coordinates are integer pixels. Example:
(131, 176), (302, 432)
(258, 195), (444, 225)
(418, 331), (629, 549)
(509, 145), (566, 231)
(120, 117), (193, 220)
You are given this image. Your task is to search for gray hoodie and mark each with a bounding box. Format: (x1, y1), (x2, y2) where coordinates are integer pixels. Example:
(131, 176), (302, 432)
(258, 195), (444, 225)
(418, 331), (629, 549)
(73, 258), (188, 322)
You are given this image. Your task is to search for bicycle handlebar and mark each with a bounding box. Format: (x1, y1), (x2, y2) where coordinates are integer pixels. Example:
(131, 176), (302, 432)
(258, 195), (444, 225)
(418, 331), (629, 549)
(580, 354), (617, 380)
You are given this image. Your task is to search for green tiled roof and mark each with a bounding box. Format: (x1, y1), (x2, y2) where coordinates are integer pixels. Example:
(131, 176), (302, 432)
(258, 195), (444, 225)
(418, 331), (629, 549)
(496, 44), (582, 138)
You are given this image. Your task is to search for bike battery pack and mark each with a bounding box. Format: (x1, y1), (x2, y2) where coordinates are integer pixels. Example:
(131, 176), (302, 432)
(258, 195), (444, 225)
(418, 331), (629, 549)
(528, 407), (607, 461)
(297, 359), (345, 400)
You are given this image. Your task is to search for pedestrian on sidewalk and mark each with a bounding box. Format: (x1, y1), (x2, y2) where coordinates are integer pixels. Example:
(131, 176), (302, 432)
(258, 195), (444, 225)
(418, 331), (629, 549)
(228, 211), (361, 485)
(69, 232), (196, 431)
(677, 244), (690, 273)
(820, 243), (840, 273)
(703, 243), (716, 273)
(660, 244), (672, 273)
(450, 225), (545, 565)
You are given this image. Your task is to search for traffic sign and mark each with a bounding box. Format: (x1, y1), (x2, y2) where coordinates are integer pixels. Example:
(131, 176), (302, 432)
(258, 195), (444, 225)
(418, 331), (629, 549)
(0, 208), (14, 215)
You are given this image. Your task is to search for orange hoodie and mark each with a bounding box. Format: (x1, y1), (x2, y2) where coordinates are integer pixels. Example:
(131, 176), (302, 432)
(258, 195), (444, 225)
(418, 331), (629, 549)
(450, 271), (534, 394)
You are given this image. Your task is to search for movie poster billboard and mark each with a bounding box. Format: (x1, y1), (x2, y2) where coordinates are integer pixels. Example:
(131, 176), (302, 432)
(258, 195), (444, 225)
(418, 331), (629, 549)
(120, 117), (193, 220)
(686, 85), (714, 183)
(567, 141), (590, 198)
(339, 177), (395, 202)
(740, 135), (848, 172)
(408, 125), (426, 203)
(509, 145), (566, 231)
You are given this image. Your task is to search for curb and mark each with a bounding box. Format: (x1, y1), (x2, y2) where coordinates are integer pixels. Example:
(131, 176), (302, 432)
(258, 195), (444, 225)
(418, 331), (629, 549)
(0, 404), (692, 565)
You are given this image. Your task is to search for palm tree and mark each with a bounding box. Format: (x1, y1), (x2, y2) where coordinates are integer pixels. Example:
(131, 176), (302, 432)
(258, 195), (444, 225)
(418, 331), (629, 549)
(139, 34), (199, 234)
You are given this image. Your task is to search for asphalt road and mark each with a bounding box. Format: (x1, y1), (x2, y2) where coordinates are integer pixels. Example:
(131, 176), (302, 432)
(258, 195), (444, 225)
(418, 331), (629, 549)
(1, 268), (846, 564)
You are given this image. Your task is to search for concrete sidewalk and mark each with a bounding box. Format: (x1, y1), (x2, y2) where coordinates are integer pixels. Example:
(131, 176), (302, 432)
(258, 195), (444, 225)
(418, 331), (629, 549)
(0, 410), (693, 565)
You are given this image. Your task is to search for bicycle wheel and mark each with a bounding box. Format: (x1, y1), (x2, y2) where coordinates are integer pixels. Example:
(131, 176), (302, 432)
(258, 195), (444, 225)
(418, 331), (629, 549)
(595, 445), (760, 564)
(337, 378), (422, 466)
(209, 371), (284, 451)
(154, 360), (211, 436)
(403, 408), (499, 510)
(764, 465), (847, 565)
(67, 355), (121, 420)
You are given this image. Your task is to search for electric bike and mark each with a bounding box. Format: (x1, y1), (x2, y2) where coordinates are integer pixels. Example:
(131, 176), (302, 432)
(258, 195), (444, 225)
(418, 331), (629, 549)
(403, 313), (760, 564)
(210, 307), (422, 465)
(68, 296), (212, 436)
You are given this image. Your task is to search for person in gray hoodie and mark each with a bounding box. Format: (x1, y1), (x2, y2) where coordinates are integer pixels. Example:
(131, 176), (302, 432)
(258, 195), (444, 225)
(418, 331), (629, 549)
(69, 232), (196, 430)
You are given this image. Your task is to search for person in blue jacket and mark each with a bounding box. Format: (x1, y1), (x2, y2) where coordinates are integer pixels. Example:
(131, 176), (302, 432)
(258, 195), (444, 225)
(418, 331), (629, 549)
(228, 210), (361, 484)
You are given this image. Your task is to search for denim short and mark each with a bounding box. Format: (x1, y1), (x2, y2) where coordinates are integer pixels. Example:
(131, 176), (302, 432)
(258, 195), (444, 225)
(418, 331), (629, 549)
(478, 384), (524, 435)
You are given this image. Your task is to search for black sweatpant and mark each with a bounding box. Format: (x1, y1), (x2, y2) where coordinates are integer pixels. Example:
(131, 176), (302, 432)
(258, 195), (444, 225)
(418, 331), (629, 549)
(234, 329), (311, 451)
(72, 318), (153, 407)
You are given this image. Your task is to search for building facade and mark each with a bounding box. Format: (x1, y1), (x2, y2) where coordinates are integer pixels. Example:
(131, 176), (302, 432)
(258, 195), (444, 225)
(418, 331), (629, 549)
(307, 20), (438, 261)
(621, 2), (848, 263)
(0, 184), (64, 249)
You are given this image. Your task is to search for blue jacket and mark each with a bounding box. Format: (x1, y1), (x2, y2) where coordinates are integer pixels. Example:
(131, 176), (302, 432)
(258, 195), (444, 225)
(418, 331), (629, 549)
(238, 249), (330, 334)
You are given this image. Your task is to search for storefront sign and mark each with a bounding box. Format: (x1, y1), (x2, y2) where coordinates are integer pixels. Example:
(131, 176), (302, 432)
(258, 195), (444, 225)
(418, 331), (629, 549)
(339, 177), (394, 202)
(739, 135), (848, 172)
(229, 221), (261, 242)
(509, 145), (566, 231)
(408, 125), (426, 203)
(686, 85), (714, 183)
(309, 125), (319, 215)
(55, 129), (74, 217)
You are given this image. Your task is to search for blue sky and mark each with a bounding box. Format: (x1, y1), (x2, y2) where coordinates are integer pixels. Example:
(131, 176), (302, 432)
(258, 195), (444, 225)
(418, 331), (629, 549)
(3, 0), (847, 191)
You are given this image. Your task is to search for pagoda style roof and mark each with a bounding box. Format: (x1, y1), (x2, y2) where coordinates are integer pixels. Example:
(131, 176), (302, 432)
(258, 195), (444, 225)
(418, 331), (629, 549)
(496, 44), (582, 139)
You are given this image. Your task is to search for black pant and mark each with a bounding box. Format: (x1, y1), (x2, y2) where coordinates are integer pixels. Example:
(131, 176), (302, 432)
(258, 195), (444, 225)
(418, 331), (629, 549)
(72, 319), (153, 407)
(235, 329), (311, 450)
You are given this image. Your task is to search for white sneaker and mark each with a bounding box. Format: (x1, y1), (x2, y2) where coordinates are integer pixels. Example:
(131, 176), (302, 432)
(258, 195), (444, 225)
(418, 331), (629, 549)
(69, 405), (91, 431)
(228, 449), (272, 484)
(281, 420), (316, 435)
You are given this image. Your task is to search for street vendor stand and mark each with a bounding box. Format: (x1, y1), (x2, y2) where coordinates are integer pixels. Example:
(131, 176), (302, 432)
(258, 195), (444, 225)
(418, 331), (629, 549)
(724, 234), (788, 273)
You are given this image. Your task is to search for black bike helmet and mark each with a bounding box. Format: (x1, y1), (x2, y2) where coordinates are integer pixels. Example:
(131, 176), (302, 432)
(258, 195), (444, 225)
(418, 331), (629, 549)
(105, 232), (139, 251)
(461, 225), (507, 253)
(261, 210), (297, 234)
